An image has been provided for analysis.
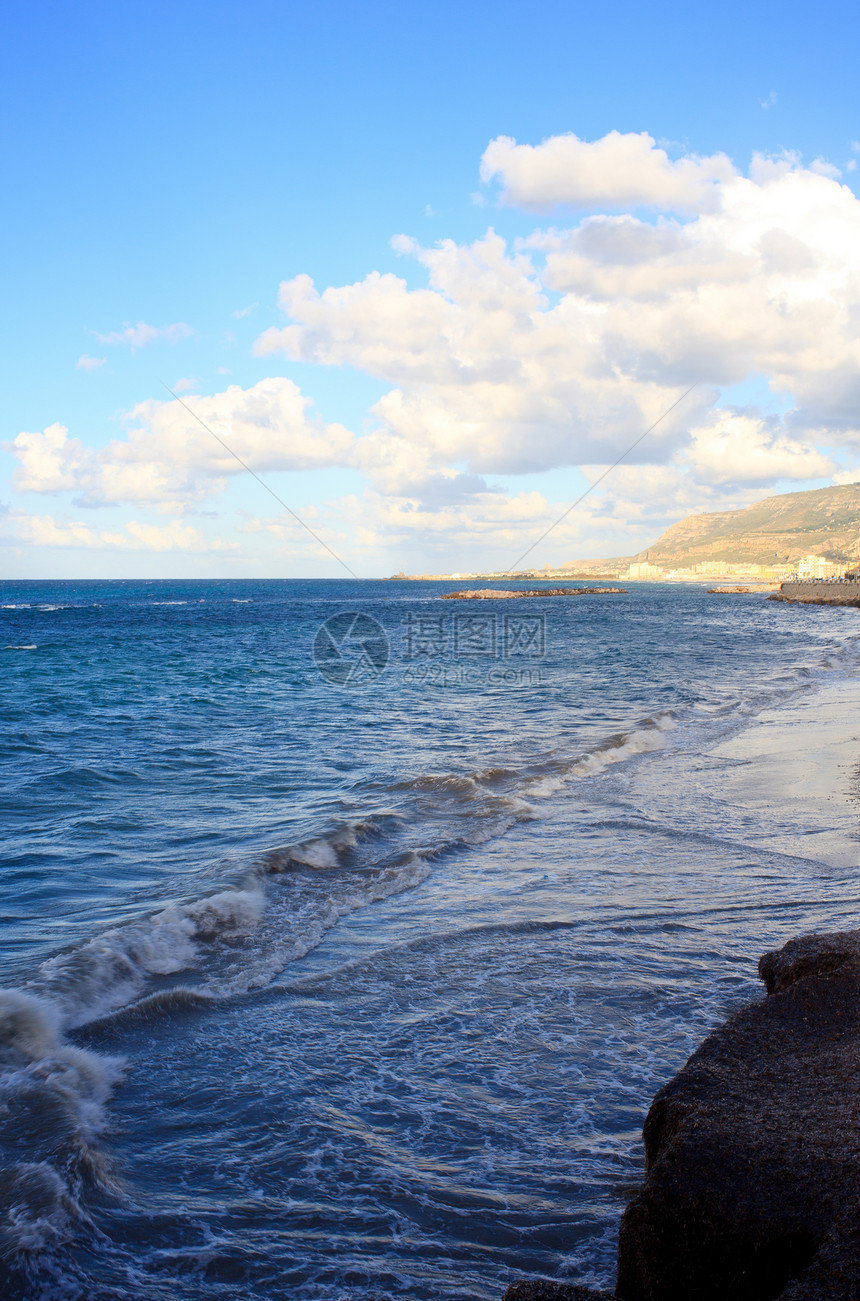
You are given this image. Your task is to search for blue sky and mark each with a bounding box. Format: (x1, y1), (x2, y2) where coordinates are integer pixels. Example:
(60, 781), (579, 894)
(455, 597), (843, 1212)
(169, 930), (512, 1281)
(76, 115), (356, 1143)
(3, 0), (860, 577)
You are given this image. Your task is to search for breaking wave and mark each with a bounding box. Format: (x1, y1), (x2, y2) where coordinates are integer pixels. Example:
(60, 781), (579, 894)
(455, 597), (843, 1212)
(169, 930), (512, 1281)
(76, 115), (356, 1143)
(0, 991), (123, 1282)
(28, 886), (266, 1028)
(9, 702), (777, 1042)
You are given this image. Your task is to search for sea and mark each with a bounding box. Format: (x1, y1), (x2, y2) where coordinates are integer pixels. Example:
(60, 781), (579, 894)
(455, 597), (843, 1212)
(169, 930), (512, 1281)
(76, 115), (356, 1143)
(3, 577), (860, 1301)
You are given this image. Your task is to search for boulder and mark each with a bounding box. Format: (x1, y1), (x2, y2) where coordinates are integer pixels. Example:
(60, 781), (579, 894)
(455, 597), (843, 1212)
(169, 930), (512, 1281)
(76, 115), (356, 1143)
(615, 929), (860, 1300)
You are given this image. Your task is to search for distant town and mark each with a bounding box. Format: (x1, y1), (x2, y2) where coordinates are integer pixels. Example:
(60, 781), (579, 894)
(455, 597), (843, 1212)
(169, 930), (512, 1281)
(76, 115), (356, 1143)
(388, 482), (860, 586)
(601, 554), (848, 583)
(387, 554), (848, 584)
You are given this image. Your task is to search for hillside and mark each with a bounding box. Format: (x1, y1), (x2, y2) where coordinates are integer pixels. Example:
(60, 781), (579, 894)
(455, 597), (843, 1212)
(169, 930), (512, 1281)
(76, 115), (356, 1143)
(562, 483), (860, 573)
(635, 483), (860, 567)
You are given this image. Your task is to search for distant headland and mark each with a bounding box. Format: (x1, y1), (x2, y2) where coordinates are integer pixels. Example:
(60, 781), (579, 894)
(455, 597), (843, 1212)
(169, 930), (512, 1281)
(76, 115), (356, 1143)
(386, 482), (860, 587)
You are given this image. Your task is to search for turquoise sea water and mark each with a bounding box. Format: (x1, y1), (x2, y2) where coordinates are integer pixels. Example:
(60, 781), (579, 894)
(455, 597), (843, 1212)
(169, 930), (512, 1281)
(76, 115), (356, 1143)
(2, 578), (860, 1299)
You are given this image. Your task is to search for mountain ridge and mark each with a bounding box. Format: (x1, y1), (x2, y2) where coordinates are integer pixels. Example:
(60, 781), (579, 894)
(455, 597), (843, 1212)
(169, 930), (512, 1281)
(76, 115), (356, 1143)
(565, 482), (860, 572)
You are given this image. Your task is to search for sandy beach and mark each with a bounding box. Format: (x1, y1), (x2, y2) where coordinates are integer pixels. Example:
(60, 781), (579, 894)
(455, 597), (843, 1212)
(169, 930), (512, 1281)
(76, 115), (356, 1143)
(700, 673), (860, 870)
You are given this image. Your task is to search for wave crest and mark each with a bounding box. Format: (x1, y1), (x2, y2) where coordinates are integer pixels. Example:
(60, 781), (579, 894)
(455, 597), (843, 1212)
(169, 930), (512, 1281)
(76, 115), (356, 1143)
(0, 991), (122, 1266)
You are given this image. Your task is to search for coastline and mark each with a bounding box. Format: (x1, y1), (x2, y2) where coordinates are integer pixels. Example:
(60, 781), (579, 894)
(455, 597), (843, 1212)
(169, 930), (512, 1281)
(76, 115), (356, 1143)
(699, 672), (860, 869)
(9, 581), (860, 1300)
(504, 667), (860, 1300)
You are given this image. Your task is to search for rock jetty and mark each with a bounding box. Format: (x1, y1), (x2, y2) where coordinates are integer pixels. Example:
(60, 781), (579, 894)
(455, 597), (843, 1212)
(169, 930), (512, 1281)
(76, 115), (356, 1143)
(770, 591), (860, 608)
(770, 580), (860, 607)
(441, 588), (625, 600)
(707, 585), (780, 593)
(506, 928), (860, 1301)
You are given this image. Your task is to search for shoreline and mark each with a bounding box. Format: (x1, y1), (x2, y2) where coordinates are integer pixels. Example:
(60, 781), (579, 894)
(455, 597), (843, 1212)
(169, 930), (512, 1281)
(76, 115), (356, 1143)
(695, 671), (860, 869)
(504, 667), (860, 1299)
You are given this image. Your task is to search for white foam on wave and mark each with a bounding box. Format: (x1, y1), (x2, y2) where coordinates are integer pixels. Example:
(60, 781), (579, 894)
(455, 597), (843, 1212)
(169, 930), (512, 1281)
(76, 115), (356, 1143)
(4, 645), (37, 651)
(29, 886), (265, 1028)
(0, 991), (123, 1259)
(524, 714), (676, 796)
(279, 835), (349, 869)
(263, 820), (385, 873)
(398, 774), (482, 796)
(19, 707), (682, 1038)
(69, 838), (439, 1021)
(218, 854), (435, 995)
(27, 820), (410, 1035)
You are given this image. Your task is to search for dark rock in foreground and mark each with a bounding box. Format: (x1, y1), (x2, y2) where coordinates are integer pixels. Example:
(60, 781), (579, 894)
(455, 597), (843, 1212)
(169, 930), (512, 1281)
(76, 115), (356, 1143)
(616, 928), (860, 1300)
(440, 588), (625, 600)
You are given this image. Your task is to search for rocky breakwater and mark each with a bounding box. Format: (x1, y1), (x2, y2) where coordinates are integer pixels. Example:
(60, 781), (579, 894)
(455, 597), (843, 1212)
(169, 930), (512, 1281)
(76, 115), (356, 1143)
(708, 585), (780, 594)
(441, 588), (625, 600)
(770, 580), (860, 607)
(504, 929), (860, 1301)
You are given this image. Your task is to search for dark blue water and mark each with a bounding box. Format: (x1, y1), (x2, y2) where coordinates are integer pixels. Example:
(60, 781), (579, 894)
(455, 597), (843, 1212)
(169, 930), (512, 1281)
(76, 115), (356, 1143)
(3, 579), (860, 1299)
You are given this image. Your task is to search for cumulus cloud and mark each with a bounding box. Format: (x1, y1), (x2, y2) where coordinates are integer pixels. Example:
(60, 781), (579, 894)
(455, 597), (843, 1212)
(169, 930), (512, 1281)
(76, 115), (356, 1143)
(682, 410), (834, 484)
(830, 466), (860, 486)
(11, 378), (355, 510)
(75, 354), (106, 372)
(256, 231), (700, 485)
(13, 423), (85, 494)
(3, 511), (233, 552)
(17, 130), (860, 568)
(95, 321), (194, 348)
(479, 131), (736, 213)
(254, 142), (860, 515)
(317, 462), (778, 568)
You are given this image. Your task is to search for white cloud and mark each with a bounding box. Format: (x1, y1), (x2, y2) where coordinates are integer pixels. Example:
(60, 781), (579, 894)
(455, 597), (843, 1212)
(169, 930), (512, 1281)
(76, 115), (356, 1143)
(13, 423), (83, 493)
(17, 131), (860, 569)
(11, 378), (355, 510)
(479, 131), (736, 213)
(3, 511), (233, 552)
(95, 321), (194, 348)
(760, 91), (778, 110)
(318, 463), (779, 568)
(325, 486), (557, 560)
(832, 466), (860, 485)
(682, 410), (834, 484)
(256, 150), (860, 486)
(75, 354), (106, 372)
(232, 303), (258, 319)
(242, 136), (860, 563)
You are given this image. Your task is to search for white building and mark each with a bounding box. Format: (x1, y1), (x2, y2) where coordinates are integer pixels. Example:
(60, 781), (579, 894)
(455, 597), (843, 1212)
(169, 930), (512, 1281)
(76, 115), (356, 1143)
(795, 554), (847, 580)
(622, 562), (665, 579)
